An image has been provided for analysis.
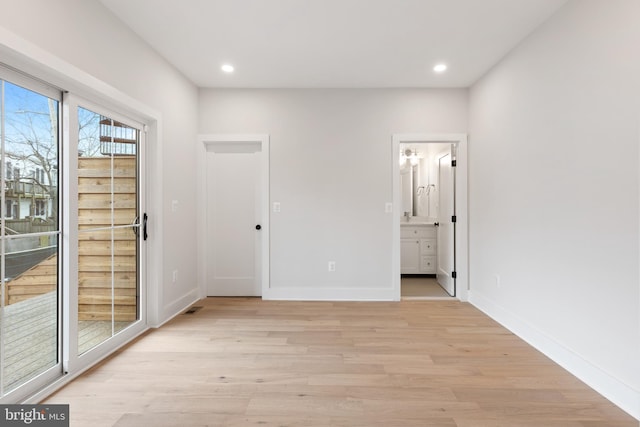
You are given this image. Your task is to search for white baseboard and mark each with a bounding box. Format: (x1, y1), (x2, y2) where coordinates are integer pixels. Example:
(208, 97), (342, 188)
(156, 289), (201, 327)
(469, 290), (640, 421)
(263, 286), (398, 301)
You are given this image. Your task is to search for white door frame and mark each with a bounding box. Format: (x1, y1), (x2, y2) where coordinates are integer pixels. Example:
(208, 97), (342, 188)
(196, 134), (270, 299)
(392, 134), (468, 301)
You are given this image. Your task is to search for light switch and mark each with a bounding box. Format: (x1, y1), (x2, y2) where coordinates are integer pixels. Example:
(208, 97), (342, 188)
(273, 202), (281, 213)
(385, 202), (393, 213)
(171, 200), (178, 212)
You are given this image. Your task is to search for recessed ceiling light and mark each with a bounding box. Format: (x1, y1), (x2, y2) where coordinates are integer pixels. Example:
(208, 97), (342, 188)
(221, 64), (234, 73)
(433, 63), (448, 73)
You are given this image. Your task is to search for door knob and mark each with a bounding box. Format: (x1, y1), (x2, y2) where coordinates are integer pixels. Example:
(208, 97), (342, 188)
(255, 224), (261, 230)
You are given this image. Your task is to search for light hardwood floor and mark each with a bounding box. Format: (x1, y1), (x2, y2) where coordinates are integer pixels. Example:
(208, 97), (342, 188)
(45, 298), (637, 426)
(401, 276), (452, 298)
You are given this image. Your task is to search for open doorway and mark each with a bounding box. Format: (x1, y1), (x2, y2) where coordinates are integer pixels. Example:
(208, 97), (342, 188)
(399, 142), (455, 298)
(391, 134), (468, 301)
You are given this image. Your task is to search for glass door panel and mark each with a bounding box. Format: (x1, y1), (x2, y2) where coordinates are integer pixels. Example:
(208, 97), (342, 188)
(0, 78), (60, 396)
(3, 242), (58, 391)
(77, 107), (139, 354)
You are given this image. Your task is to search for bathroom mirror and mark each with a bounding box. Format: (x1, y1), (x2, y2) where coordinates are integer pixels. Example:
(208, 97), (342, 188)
(399, 142), (454, 221)
(400, 163), (418, 217)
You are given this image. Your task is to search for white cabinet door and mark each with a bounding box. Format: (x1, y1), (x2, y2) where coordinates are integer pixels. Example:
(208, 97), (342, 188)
(421, 256), (436, 273)
(420, 239), (436, 255)
(400, 239), (420, 274)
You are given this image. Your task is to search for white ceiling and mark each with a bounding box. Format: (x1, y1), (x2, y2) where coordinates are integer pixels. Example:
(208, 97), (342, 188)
(99, 0), (567, 88)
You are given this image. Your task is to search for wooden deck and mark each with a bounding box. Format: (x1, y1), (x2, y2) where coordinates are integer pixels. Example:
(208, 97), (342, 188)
(45, 298), (637, 427)
(1, 291), (131, 392)
(1, 292), (56, 391)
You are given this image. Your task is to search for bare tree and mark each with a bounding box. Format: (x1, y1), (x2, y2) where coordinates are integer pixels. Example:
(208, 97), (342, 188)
(78, 106), (102, 157)
(3, 96), (105, 224)
(4, 98), (58, 221)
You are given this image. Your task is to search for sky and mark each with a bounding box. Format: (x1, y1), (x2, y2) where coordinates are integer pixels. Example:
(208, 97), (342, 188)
(2, 80), (59, 178)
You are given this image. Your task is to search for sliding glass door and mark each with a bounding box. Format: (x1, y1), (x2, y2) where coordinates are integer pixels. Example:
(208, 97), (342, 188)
(0, 66), (147, 402)
(63, 95), (146, 375)
(0, 69), (62, 399)
(76, 106), (141, 354)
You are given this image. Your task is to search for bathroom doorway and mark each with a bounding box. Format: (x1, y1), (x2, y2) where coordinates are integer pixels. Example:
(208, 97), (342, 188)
(399, 142), (454, 298)
(391, 134), (468, 301)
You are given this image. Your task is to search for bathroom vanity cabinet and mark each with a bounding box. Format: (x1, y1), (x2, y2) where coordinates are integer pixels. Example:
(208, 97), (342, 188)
(400, 224), (437, 274)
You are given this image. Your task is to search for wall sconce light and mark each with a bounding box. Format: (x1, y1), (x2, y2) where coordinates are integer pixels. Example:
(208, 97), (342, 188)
(400, 149), (419, 166)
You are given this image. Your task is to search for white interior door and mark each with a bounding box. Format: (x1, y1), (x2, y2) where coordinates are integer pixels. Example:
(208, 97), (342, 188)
(206, 145), (262, 296)
(437, 151), (455, 296)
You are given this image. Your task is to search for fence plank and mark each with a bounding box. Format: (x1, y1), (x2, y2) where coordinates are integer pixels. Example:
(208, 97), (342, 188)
(6, 157), (139, 321)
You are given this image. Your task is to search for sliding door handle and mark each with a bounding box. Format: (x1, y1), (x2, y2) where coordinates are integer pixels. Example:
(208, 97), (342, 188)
(143, 213), (148, 241)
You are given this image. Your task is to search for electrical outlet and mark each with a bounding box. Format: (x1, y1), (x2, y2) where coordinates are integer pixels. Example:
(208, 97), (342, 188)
(172, 270), (178, 283)
(273, 202), (281, 213)
(328, 261), (336, 272)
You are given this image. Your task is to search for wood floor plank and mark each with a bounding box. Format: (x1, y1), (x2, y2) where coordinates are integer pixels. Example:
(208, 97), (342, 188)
(44, 297), (638, 426)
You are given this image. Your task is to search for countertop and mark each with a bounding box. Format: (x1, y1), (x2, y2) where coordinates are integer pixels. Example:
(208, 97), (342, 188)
(400, 218), (436, 226)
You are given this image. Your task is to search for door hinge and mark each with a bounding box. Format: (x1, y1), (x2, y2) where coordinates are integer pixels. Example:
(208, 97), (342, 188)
(451, 215), (457, 223)
(451, 159), (457, 167)
(452, 271), (457, 279)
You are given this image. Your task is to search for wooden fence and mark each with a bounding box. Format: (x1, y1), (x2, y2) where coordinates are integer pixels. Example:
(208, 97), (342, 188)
(5, 156), (138, 322)
(5, 219), (57, 235)
(78, 156), (137, 321)
(4, 254), (57, 305)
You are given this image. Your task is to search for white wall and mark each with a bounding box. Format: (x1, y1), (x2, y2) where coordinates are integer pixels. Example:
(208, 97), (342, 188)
(468, 0), (640, 418)
(0, 0), (200, 324)
(199, 89), (467, 299)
